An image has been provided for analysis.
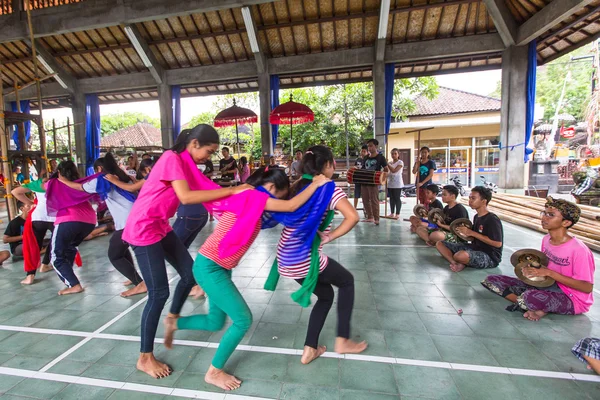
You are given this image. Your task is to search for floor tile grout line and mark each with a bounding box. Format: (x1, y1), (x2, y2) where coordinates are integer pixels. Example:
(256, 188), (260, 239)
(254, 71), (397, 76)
(0, 366), (272, 400)
(38, 276), (178, 373)
(2, 324), (598, 383)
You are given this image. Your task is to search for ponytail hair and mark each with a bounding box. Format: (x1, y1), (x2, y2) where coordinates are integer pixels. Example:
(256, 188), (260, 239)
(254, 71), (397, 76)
(103, 153), (131, 183)
(290, 145), (333, 196)
(246, 167), (290, 194)
(56, 160), (80, 182)
(171, 124), (220, 153)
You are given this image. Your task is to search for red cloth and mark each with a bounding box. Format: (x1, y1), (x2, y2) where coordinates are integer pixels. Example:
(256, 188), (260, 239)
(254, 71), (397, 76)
(75, 251), (82, 267)
(23, 200), (40, 273)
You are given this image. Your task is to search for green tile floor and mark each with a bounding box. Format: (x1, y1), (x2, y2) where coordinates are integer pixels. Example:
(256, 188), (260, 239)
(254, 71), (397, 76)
(0, 199), (599, 399)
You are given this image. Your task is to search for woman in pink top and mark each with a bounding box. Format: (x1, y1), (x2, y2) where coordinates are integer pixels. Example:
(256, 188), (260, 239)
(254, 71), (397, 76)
(48, 161), (97, 296)
(482, 198), (595, 321)
(238, 156), (250, 183)
(121, 125), (249, 380)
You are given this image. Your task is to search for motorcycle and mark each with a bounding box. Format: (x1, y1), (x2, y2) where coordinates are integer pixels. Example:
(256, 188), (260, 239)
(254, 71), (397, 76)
(480, 175), (498, 193)
(449, 175), (467, 197)
(401, 184), (417, 197)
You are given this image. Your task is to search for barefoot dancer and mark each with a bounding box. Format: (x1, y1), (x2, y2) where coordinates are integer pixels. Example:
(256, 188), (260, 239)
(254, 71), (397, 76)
(267, 146), (366, 365)
(435, 186), (503, 272)
(45, 161), (98, 295)
(482, 198), (594, 321)
(56, 153), (145, 298)
(122, 125), (250, 379)
(163, 168), (330, 390)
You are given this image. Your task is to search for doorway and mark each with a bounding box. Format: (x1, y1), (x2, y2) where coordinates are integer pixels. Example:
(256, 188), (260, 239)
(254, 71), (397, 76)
(397, 149), (411, 185)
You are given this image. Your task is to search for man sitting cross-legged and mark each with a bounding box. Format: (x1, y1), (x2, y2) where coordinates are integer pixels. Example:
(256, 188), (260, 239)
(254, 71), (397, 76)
(409, 184), (443, 233)
(435, 186), (503, 272)
(416, 185), (469, 246)
(482, 197), (594, 321)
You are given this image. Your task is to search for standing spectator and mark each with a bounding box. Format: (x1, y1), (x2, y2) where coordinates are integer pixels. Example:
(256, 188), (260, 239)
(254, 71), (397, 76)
(361, 139), (388, 226)
(387, 148), (404, 219)
(290, 150), (303, 178)
(219, 147), (237, 179)
(353, 145), (368, 210)
(412, 146), (436, 205)
(238, 156), (250, 183)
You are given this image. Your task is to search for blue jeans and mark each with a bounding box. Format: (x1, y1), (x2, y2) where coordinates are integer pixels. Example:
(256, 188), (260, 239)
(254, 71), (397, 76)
(51, 222), (95, 287)
(132, 231), (196, 353)
(172, 213), (208, 250)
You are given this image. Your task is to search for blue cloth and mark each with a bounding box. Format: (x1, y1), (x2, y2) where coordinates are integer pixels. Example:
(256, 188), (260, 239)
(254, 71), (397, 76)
(270, 75), (280, 152)
(10, 100), (31, 150)
(172, 85), (181, 142)
(95, 174), (137, 203)
(85, 95), (101, 176)
(384, 63), (395, 144)
(524, 40), (537, 163)
(257, 180), (336, 265)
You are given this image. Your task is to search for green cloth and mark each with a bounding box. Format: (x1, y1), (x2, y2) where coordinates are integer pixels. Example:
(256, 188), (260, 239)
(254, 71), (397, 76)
(177, 255), (252, 369)
(264, 210), (335, 307)
(23, 178), (45, 193)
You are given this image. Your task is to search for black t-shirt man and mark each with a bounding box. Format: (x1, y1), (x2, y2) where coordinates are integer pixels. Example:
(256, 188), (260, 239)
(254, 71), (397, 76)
(428, 199), (443, 211)
(471, 212), (504, 266)
(363, 154), (387, 186)
(4, 216), (25, 254)
(418, 160), (437, 186)
(443, 203), (469, 225)
(219, 157), (237, 179)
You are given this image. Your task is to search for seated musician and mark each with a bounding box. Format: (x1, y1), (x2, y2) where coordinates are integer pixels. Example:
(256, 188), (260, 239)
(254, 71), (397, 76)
(416, 185), (469, 245)
(409, 184), (443, 233)
(435, 186), (503, 272)
(482, 198), (594, 321)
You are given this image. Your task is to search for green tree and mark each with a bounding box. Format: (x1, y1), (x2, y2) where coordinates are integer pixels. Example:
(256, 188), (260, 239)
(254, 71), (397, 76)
(100, 112), (160, 136)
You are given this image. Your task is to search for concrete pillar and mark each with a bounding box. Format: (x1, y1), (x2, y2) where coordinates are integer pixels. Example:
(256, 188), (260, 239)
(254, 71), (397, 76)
(71, 92), (87, 176)
(258, 73), (272, 158)
(158, 83), (173, 149)
(498, 45), (528, 192)
(373, 60), (385, 147)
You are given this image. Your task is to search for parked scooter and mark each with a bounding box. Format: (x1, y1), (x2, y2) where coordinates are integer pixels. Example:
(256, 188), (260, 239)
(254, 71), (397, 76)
(401, 184), (417, 197)
(480, 175), (498, 193)
(449, 175), (467, 196)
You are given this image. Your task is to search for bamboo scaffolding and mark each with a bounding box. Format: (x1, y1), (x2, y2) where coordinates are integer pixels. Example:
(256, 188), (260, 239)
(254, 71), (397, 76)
(0, 71), (18, 219)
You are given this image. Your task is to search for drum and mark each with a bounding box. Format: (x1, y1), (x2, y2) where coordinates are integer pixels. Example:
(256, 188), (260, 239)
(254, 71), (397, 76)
(413, 204), (428, 218)
(510, 249), (555, 288)
(449, 218), (474, 241)
(346, 168), (385, 185)
(428, 208), (444, 225)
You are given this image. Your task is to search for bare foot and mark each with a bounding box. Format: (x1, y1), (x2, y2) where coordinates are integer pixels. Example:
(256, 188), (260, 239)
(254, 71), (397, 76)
(361, 219), (374, 223)
(121, 281), (147, 298)
(137, 353), (172, 379)
(300, 345), (326, 365)
(374, 220), (380, 226)
(450, 263), (466, 272)
(40, 264), (53, 273)
(163, 316), (178, 350)
(20, 275), (35, 285)
(123, 280), (133, 286)
(523, 310), (547, 321)
(205, 365), (242, 391)
(334, 337), (368, 354)
(58, 284), (84, 295)
(189, 285), (205, 299)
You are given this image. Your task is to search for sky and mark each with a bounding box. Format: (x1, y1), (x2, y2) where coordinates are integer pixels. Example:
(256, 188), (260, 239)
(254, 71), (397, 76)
(39, 69), (503, 125)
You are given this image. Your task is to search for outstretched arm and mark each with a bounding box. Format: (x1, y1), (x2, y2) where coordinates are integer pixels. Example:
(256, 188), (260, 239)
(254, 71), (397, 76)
(263, 175), (330, 212)
(11, 186), (34, 206)
(171, 180), (251, 205)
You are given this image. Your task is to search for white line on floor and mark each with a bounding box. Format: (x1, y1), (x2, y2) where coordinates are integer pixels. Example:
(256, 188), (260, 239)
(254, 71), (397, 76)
(329, 244), (428, 248)
(0, 366), (272, 400)
(39, 276), (178, 373)
(2, 325), (598, 383)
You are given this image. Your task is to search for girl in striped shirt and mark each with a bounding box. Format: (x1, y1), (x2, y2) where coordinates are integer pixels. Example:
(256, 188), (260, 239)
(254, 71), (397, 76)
(276, 145), (366, 365)
(162, 168), (330, 391)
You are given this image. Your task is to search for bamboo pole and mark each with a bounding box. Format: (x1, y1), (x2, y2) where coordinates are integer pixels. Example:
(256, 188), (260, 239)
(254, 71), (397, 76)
(0, 71), (17, 220)
(67, 117), (72, 159)
(52, 119), (57, 154)
(493, 193), (600, 223)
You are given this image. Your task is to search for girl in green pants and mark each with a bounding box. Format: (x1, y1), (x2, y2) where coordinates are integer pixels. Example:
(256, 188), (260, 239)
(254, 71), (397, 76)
(162, 168), (330, 391)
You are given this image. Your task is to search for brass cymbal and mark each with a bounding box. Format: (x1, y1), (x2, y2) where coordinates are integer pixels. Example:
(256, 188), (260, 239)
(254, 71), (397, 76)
(449, 218), (474, 241)
(514, 261), (556, 288)
(428, 208), (444, 225)
(413, 204), (428, 218)
(510, 248), (549, 269)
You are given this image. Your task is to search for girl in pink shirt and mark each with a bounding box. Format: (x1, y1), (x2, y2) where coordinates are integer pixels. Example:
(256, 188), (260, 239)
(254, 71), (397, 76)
(482, 198), (594, 321)
(122, 125), (249, 380)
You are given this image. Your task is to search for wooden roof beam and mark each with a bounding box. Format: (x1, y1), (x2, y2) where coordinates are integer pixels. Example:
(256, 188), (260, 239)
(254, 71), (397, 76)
(374, 0), (391, 62)
(24, 38), (78, 94)
(516, 0), (596, 46)
(241, 6), (266, 74)
(0, 0), (273, 44)
(123, 24), (164, 85)
(483, 0), (517, 47)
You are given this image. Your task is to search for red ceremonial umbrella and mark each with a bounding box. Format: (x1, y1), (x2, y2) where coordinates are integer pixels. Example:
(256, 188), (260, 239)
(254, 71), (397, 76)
(214, 99), (258, 158)
(269, 94), (314, 155)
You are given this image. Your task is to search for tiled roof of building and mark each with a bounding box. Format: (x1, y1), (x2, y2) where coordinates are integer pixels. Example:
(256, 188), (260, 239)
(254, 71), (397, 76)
(100, 122), (162, 148)
(408, 86), (501, 117)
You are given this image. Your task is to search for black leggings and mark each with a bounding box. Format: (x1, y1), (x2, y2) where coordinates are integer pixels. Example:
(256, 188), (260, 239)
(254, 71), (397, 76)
(388, 188), (402, 215)
(108, 229), (142, 285)
(295, 258), (355, 349)
(29, 221), (54, 275)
